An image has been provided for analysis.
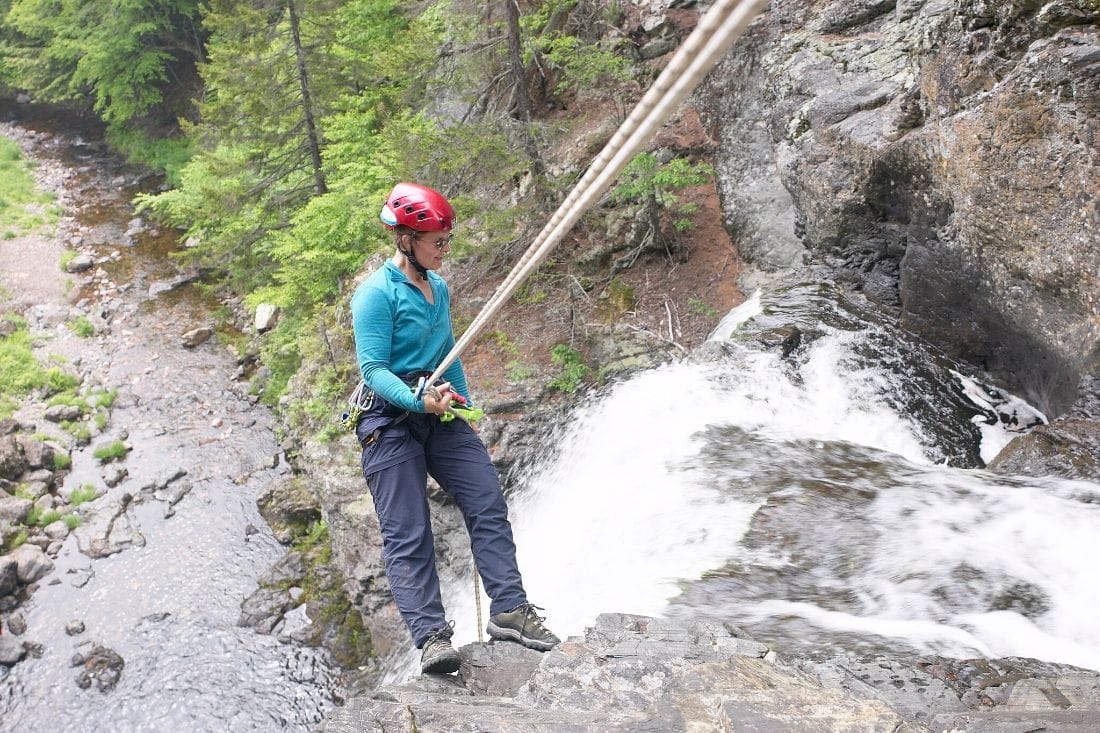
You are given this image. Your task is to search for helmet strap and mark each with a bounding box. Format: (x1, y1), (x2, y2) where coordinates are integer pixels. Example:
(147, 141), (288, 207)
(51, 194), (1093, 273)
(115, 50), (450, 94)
(398, 237), (429, 281)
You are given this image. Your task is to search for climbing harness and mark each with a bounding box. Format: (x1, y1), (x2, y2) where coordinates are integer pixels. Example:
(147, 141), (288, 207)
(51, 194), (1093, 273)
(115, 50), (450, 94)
(424, 0), (769, 387)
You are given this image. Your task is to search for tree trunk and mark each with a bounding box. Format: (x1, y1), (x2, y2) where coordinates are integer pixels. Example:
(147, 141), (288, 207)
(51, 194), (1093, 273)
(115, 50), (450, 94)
(287, 0), (327, 196)
(504, 0), (544, 186)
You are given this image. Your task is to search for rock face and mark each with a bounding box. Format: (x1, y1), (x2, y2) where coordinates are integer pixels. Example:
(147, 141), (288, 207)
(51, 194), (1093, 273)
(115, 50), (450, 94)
(697, 0), (1099, 418)
(321, 613), (1100, 732)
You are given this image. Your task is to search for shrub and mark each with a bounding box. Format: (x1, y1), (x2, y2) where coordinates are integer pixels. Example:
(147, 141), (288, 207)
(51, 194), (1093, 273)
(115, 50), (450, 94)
(69, 484), (99, 506)
(548, 344), (591, 393)
(93, 440), (128, 463)
(53, 452), (72, 471)
(68, 316), (95, 337)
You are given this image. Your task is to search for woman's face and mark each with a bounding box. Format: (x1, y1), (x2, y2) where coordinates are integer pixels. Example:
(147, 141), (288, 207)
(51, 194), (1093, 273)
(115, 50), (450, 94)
(410, 231), (452, 270)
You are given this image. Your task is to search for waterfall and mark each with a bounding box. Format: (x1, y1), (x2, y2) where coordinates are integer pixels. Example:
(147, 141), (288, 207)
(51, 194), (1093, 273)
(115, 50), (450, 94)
(390, 282), (1100, 683)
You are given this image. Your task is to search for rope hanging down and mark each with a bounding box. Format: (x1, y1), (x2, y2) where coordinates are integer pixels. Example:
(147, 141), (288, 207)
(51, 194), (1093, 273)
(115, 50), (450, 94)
(426, 0), (769, 388)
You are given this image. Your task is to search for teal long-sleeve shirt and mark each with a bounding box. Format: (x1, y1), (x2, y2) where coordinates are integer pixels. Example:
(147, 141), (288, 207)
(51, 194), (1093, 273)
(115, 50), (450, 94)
(350, 259), (470, 412)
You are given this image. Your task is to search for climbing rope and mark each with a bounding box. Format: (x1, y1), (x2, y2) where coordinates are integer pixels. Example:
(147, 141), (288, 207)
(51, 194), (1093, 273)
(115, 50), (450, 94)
(426, 0), (769, 387)
(473, 562), (484, 643)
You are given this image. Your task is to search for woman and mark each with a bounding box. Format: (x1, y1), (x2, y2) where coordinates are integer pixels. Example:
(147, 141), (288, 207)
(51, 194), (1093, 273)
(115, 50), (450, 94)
(349, 182), (559, 675)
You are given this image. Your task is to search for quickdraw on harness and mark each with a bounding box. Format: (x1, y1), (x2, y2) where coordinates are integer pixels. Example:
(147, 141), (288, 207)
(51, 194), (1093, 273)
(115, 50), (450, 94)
(339, 380), (374, 432)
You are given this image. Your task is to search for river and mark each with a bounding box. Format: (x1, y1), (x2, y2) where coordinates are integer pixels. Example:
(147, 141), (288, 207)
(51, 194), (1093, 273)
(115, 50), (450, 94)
(1, 107), (338, 731)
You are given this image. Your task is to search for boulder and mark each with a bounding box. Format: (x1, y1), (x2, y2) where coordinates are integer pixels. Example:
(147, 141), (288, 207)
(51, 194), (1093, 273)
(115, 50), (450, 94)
(64, 254), (95, 273)
(15, 436), (54, 470)
(0, 635), (26, 666)
(0, 556), (17, 596)
(181, 326), (213, 348)
(0, 435), (28, 480)
(0, 496), (32, 525)
(254, 303), (280, 333)
(11, 543), (54, 584)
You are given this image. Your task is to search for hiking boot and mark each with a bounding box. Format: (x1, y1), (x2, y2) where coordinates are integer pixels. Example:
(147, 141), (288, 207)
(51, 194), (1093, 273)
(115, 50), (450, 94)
(420, 626), (461, 674)
(486, 603), (560, 651)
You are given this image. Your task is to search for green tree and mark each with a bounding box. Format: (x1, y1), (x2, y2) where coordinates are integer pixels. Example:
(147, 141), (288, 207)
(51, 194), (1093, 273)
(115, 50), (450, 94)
(1, 0), (205, 127)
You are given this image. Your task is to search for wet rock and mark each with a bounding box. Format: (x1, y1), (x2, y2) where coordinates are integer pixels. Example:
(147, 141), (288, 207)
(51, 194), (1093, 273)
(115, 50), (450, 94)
(65, 254), (95, 273)
(0, 556), (17, 595)
(6, 612), (26, 635)
(0, 636), (26, 666)
(11, 543), (54, 584)
(74, 644), (124, 692)
(67, 566), (94, 588)
(102, 464), (128, 487)
(43, 520), (70, 541)
(988, 416), (1100, 481)
(0, 419), (21, 436)
(322, 614), (906, 733)
(238, 586), (294, 634)
(72, 496), (145, 558)
(696, 0), (1100, 419)
(255, 303), (280, 333)
(154, 479), (191, 507)
(66, 619), (86, 636)
(257, 476), (322, 545)
(181, 326), (213, 348)
(0, 496), (32, 524)
(0, 435), (28, 480)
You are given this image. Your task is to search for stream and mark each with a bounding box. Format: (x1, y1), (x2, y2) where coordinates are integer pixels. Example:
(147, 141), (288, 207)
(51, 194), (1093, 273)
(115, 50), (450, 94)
(1, 106), (338, 731)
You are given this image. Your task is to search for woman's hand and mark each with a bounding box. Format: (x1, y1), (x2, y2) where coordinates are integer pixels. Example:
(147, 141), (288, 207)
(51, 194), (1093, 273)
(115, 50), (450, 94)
(422, 382), (454, 415)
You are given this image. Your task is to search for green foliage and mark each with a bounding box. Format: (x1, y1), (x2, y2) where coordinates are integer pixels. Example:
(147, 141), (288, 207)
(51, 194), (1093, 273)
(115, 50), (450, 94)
(69, 484), (98, 506)
(92, 439), (128, 463)
(107, 127), (192, 186)
(611, 152), (713, 232)
(2, 528), (28, 553)
(0, 314), (80, 417)
(520, 0), (632, 99)
(52, 451), (72, 471)
(548, 343), (591, 393)
(68, 315), (94, 337)
(58, 249), (77, 270)
(63, 513), (82, 529)
(489, 330), (520, 357)
(0, 135), (57, 236)
(506, 360), (536, 382)
(28, 507), (62, 527)
(3, 0), (206, 127)
(537, 33), (632, 95)
(89, 388), (117, 408)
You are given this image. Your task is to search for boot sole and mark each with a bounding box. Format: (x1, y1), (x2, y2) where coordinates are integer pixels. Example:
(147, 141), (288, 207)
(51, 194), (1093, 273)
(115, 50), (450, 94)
(486, 621), (557, 651)
(421, 650), (461, 674)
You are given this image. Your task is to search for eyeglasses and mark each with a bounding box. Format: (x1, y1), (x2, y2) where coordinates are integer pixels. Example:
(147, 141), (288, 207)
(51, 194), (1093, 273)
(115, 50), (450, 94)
(414, 234), (452, 251)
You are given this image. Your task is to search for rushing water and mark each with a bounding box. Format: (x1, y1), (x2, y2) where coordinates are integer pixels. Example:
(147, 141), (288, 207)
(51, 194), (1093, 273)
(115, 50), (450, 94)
(1, 108), (338, 732)
(412, 281), (1100, 684)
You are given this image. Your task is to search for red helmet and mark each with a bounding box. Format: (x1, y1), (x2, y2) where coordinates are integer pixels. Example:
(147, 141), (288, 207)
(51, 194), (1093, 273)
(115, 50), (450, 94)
(379, 182), (455, 232)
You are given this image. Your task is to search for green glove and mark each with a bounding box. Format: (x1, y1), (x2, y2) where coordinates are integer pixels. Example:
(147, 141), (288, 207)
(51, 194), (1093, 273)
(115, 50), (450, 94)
(440, 405), (485, 423)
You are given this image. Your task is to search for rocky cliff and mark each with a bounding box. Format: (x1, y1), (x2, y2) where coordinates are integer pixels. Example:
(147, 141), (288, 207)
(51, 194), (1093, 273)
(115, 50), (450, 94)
(695, 0), (1099, 476)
